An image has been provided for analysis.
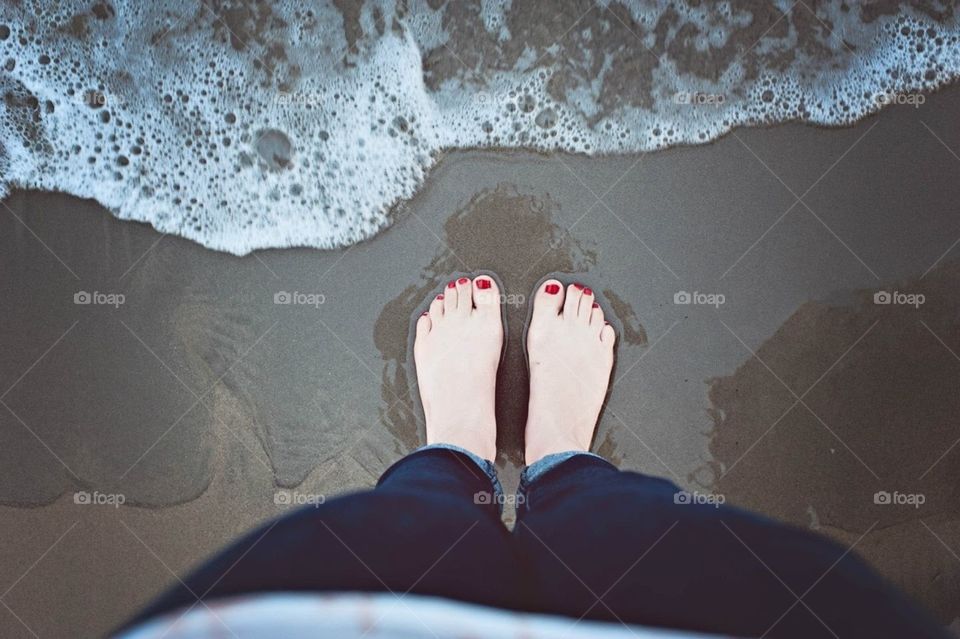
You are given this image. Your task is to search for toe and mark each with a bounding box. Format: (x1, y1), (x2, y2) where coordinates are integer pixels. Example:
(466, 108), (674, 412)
(577, 287), (595, 323)
(473, 276), (500, 313)
(416, 311), (432, 338)
(430, 294), (445, 320)
(454, 277), (473, 315)
(563, 282), (583, 318)
(443, 280), (458, 314)
(601, 322), (616, 345)
(589, 300), (604, 329)
(532, 279), (564, 320)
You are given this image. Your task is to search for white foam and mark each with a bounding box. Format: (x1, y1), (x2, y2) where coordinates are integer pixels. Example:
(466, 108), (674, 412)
(1, 1), (958, 253)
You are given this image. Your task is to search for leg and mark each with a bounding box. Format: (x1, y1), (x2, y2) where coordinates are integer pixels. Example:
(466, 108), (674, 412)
(515, 455), (947, 638)
(125, 275), (515, 628)
(515, 279), (947, 638)
(124, 447), (518, 629)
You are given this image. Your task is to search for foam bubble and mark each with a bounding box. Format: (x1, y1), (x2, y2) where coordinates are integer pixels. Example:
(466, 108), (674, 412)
(1, 1), (958, 253)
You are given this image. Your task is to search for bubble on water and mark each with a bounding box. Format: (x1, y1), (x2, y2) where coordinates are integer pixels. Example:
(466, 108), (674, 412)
(0, 2), (958, 253)
(255, 129), (294, 171)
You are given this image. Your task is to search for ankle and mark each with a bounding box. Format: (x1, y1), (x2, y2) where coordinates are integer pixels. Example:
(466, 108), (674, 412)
(426, 418), (497, 462)
(525, 434), (589, 466)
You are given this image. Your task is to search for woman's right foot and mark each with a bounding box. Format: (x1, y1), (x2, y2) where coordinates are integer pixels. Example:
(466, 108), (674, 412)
(414, 275), (503, 462)
(524, 280), (616, 466)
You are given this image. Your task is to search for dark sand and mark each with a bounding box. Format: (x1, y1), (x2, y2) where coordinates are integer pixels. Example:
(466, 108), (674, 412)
(2, 85), (960, 636)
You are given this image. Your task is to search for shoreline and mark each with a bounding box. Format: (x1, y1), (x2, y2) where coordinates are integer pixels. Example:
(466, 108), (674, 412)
(2, 83), (960, 634)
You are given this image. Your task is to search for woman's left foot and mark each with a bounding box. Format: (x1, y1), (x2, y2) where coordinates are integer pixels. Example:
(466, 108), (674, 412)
(414, 276), (503, 461)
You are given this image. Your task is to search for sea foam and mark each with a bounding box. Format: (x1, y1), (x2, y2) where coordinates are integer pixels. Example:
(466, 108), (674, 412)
(1, 1), (958, 253)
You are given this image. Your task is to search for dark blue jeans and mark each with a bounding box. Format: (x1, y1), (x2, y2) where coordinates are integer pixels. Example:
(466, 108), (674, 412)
(124, 448), (947, 638)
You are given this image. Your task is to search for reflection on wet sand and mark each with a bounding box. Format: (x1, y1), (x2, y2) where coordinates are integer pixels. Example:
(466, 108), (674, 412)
(707, 260), (960, 621)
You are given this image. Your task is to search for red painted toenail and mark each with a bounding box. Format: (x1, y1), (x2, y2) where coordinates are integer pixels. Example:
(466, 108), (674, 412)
(447, 280), (456, 289)
(437, 294), (444, 300)
(457, 277), (469, 285)
(592, 302), (600, 308)
(476, 279), (492, 290)
(545, 284), (560, 295)
(573, 283), (584, 290)
(584, 288), (593, 296)
(422, 311), (429, 316)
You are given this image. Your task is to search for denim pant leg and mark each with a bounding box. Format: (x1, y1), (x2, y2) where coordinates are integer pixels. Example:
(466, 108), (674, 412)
(121, 446), (518, 632)
(514, 453), (947, 639)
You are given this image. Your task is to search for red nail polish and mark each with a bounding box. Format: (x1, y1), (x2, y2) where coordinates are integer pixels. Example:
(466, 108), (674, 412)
(476, 279), (491, 290)
(437, 294), (444, 300)
(573, 283), (584, 290)
(447, 280), (456, 289)
(545, 284), (560, 295)
(458, 277), (469, 285)
(421, 311), (429, 316)
(592, 302), (599, 308)
(584, 288), (593, 296)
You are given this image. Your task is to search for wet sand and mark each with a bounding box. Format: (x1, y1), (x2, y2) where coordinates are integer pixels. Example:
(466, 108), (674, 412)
(2, 84), (960, 636)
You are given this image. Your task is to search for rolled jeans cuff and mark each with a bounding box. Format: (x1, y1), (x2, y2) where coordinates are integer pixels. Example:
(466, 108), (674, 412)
(519, 451), (608, 494)
(415, 444), (504, 508)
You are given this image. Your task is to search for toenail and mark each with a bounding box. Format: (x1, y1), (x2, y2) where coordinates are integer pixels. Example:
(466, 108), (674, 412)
(573, 283), (584, 290)
(545, 284), (560, 295)
(447, 280), (456, 289)
(476, 278), (492, 290)
(457, 277), (469, 285)
(592, 302), (600, 308)
(437, 294), (444, 300)
(421, 311), (429, 316)
(584, 288), (593, 296)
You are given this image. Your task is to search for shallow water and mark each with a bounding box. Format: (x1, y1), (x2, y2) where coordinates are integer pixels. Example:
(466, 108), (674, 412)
(3, 77), (960, 636)
(2, 1), (959, 252)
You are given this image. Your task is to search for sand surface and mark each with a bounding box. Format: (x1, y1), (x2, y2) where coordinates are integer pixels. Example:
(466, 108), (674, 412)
(1, 84), (960, 637)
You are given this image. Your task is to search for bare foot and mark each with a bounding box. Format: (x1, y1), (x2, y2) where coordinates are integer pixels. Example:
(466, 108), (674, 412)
(524, 280), (616, 465)
(414, 275), (503, 461)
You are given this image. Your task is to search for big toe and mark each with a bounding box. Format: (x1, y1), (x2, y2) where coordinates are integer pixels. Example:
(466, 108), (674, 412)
(532, 279), (564, 320)
(472, 275), (501, 313)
